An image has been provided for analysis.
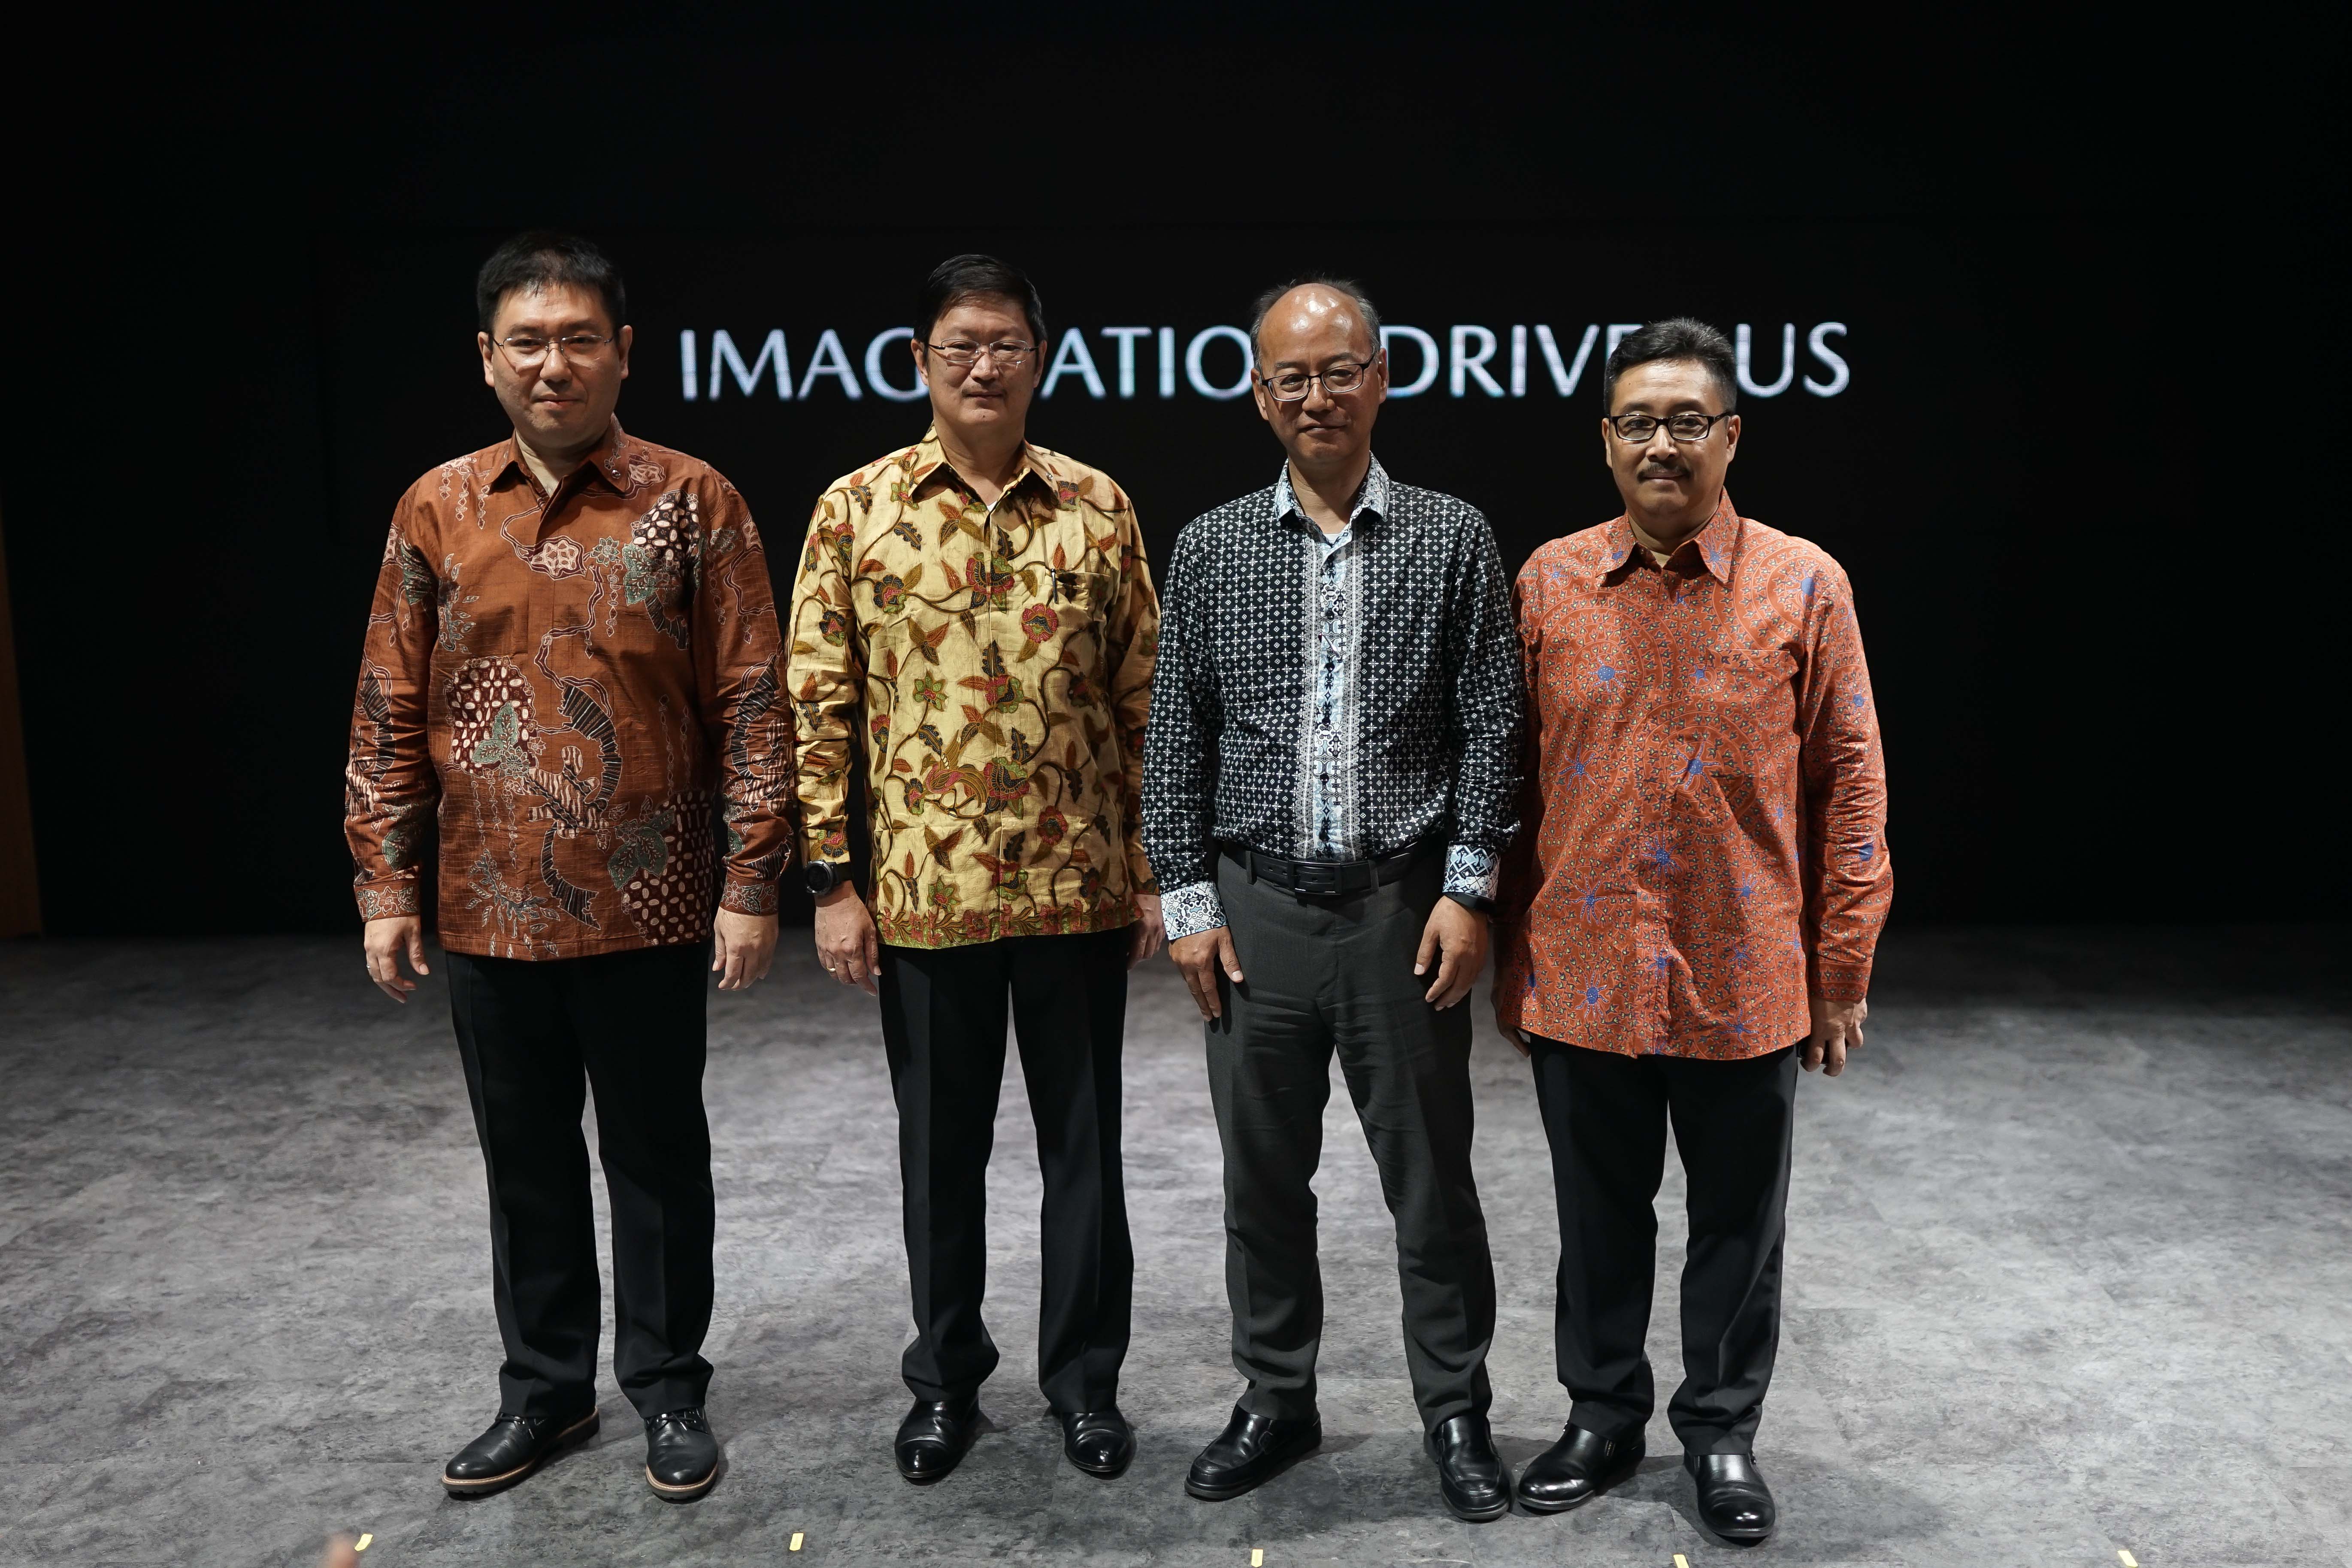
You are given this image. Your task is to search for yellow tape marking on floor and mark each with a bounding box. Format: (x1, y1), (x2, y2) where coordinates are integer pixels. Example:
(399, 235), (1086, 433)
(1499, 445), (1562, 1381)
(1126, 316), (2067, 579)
(1674, 1556), (1691, 1568)
(2118, 1553), (2138, 1568)
(1251, 1551), (1264, 1566)
(354, 1537), (373, 1553)
(790, 1533), (804, 1552)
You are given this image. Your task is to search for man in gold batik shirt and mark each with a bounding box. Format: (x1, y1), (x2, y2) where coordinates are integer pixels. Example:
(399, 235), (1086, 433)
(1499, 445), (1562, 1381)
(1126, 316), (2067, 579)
(787, 255), (1162, 1486)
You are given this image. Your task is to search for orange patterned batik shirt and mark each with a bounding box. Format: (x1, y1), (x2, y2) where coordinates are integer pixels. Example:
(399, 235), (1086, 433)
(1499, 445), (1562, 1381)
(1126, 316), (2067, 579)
(1493, 491), (1891, 1059)
(343, 419), (795, 959)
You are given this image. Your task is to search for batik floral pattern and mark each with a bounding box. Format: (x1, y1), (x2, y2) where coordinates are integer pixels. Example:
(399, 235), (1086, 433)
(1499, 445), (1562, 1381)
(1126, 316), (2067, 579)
(789, 430), (1159, 949)
(344, 419), (793, 958)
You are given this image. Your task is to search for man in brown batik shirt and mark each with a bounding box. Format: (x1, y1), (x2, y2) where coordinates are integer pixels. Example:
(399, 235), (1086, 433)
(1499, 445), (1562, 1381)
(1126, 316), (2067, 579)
(345, 232), (792, 1504)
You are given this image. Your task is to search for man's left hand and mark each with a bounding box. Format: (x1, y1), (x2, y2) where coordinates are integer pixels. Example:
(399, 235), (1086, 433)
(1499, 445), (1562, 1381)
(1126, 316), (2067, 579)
(1804, 995), (1868, 1076)
(1415, 898), (1489, 1009)
(712, 909), (779, 991)
(1128, 892), (1166, 970)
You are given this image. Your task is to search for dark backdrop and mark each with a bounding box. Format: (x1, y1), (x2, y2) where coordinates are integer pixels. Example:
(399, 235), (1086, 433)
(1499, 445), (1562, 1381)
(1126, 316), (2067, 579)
(6, 15), (2337, 936)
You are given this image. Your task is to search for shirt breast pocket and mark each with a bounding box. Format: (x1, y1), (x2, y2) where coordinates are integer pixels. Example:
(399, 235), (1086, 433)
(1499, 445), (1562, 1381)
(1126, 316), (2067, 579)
(1691, 646), (1797, 782)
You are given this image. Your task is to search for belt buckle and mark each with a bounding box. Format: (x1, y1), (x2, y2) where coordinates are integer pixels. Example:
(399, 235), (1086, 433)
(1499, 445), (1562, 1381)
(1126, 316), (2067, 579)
(1293, 860), (1345, 898)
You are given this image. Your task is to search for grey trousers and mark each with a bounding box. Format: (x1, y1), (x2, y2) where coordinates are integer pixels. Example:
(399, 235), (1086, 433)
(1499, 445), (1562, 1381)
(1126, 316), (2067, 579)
(1205, 851), (1497, 1432)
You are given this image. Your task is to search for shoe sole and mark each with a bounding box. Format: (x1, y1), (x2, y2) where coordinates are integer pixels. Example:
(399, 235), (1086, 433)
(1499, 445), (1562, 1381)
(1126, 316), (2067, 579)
(1441, 1492), (1512, 1523)
(1515, 1456), (1643, 1515)
(442, 1410), (600, 1497)
(896, 1425), (984, 1485)
(1185, 1431), (1323, 1501)
(1068, 1451), (1134, 1480)
(646, 1462), (719, 1502)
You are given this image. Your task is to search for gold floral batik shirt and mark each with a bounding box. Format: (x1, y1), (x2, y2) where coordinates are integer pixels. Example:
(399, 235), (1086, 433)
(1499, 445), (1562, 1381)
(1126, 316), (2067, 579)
(344, 418), (794, 959)
(789, 429), (1160, 949)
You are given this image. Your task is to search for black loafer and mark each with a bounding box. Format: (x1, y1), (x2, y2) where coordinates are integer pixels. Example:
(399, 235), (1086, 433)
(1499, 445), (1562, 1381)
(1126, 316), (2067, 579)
(1689, 1451), (1777, 1542)
(1059, 1407), (1135, 1478)
(644, 1407), (720, 1501)
(442, 1407), (599, 1496)
(895, 1395), (984, 1483)
(1185, 1403), (1322, 1500)
(1517, 1423), (1643, 1513)
(1426, 1412), (1510, 1522)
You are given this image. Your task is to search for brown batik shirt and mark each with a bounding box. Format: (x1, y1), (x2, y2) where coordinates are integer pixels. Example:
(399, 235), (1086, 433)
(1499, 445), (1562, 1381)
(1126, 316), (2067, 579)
(344, 418), (794, 959)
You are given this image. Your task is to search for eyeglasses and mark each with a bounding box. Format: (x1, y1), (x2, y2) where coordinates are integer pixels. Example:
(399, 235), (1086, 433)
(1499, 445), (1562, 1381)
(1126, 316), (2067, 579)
(924, 340), (1036, 369)
(493, 333), (617, 368)
(1259, 359), (1377, 402)
(1605, 411), (1734, 443)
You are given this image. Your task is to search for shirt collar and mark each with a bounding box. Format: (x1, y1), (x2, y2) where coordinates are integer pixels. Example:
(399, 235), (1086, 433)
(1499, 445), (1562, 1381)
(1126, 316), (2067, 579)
(484, 415), (630, 496)
(1601, 489), (1741, 584)
(1273, 454), (1389, 535)
(906, 426), (1064, 507)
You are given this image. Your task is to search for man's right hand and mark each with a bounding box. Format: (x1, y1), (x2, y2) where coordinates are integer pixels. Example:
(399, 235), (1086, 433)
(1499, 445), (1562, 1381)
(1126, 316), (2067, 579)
(1170, 926), (1244, 1020)
(814, 883), (881, 995)
(364, 915), (430, 1003)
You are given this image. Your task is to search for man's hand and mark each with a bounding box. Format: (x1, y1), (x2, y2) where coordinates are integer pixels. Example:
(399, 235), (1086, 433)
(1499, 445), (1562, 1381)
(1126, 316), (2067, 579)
(1128, 891), (1166, 970)
(1804, 995), (1868, 1076)
(711, 909), (778, 990)
(363, 915), (430, 1003)
(1170, 926), (1243, 1020)
(1415, 898), (1489, 1009)
(814, 884), (881, 995)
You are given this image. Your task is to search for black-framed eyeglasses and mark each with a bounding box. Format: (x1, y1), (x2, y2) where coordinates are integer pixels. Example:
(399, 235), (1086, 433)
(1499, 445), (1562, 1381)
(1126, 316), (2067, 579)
(492, 332), (617, 368)
(1258, 358), (1378, 402)
(1605, 410), (1734, 443)
(924, 339), (1036, 369)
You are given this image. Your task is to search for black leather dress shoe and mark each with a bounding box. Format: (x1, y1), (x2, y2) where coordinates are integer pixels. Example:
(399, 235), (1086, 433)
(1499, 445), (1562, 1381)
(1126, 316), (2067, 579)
(644, 1407), (720, 1501)
(1059, 1408), (1135, 1478)
(442, 1408), (599, 1496)
(1426, 1413), (1511, 1522)
(1185, 1404), (1322, 1500)
(1517, 1423), (1643, 1514)
(1689, 1452), (1777, 1542)
(895, 1395), (984, 1483)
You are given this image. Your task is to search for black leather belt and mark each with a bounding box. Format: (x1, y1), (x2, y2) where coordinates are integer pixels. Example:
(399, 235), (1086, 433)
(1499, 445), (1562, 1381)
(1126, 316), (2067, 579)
(1220, 842), (1423, 899)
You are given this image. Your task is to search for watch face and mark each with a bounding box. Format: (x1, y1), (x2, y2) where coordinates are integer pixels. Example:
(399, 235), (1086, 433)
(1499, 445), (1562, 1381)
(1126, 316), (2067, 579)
(804, 863), (835, 893)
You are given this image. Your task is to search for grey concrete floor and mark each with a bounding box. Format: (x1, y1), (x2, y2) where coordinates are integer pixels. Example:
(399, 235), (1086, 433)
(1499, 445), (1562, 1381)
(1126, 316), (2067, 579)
(2, 927), (2346, 1568)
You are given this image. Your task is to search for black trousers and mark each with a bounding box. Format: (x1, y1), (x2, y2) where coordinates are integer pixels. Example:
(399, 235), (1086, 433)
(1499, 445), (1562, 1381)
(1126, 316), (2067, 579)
(1527, 1035), (1798, 1455)
(1207, 854), (1497, 1433)
(444, 943), (715, 1422)
(876, 927), (1133, 1413)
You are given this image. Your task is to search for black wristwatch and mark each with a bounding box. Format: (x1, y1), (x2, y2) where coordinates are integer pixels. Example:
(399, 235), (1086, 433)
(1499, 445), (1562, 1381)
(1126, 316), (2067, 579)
(804, 860), (848, 896)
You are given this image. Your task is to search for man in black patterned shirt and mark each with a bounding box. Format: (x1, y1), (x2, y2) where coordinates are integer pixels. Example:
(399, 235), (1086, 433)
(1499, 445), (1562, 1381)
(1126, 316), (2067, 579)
(1142, 277), (1523, 1521)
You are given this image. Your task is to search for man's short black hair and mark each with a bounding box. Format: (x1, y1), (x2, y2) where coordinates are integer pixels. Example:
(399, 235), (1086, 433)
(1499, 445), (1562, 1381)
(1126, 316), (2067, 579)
(916, 254), (1047, 346)
(1248, 275), (1382, 364)
(1600, 318), (1738, 412)
(475, 231), (628, 333)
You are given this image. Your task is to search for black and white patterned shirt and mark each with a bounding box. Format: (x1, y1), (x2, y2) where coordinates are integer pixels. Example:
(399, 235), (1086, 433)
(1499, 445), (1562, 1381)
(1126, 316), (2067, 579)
(1144, 457), (1524, 940)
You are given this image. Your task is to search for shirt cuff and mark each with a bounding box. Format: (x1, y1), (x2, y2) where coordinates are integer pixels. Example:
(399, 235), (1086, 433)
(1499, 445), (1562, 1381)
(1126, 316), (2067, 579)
(354, 880), (421, 920)
(1442, 843), (1500, 904)
(1160, 880), (1226, 941)
(720, 878), (781, 917)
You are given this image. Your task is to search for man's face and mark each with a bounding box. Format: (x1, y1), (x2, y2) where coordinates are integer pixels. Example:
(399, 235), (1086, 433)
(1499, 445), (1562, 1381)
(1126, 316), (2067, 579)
(478, 283), (631, 456)
(1603, 358), (1739, 519)
(914, 296), (1041, 445)
(1250, 286), (1386, 469)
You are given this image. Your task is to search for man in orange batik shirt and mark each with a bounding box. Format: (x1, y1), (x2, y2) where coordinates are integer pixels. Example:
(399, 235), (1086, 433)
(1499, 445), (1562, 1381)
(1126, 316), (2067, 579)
(1495, 319), (1891, 1545)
